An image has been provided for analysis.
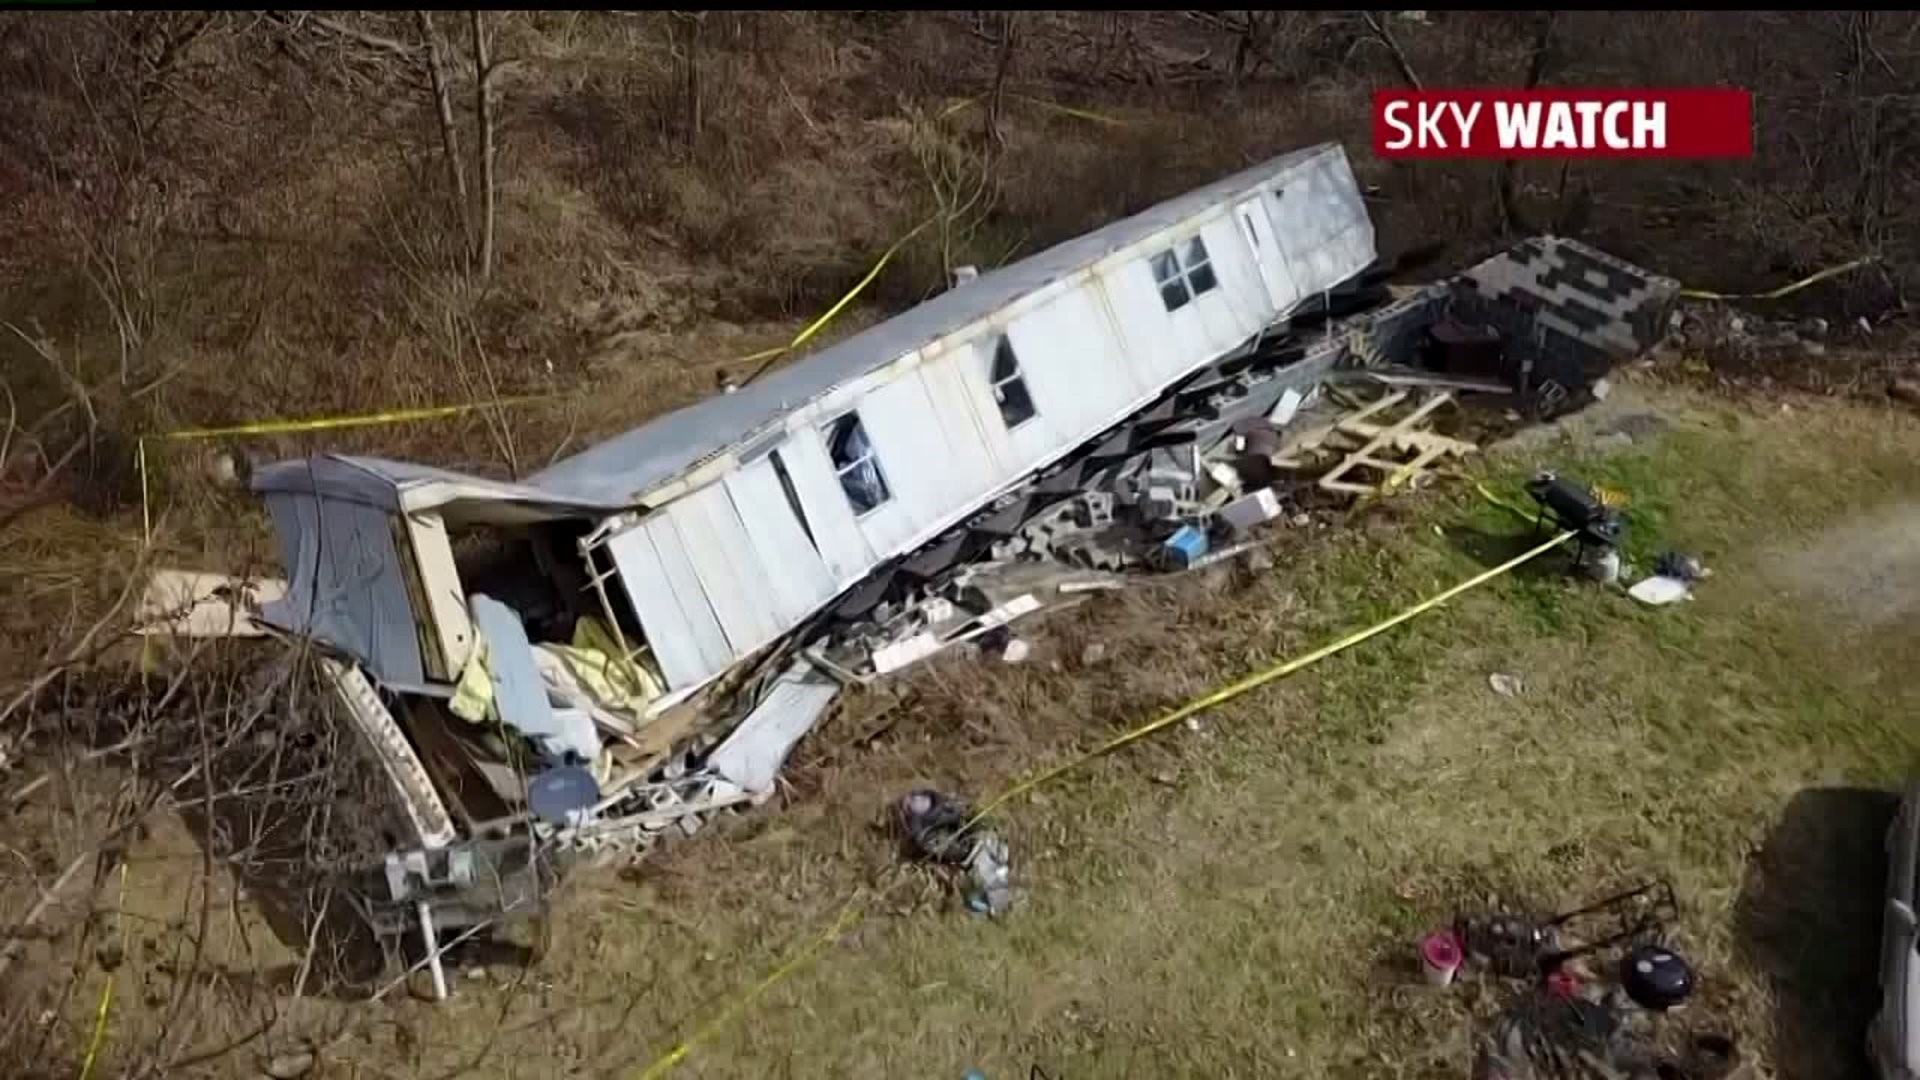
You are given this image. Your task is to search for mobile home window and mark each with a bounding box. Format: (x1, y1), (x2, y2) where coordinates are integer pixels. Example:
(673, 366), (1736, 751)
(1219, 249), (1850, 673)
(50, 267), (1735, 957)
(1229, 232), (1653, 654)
(825, 412), (891, 516)
(988, 335), (1037, 430)
(1150, 235), (1219, 312)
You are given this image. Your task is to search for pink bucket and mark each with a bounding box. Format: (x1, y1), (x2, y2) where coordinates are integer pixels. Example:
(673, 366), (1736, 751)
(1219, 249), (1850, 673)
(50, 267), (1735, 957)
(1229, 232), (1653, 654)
(1420, 930), (1464, 987)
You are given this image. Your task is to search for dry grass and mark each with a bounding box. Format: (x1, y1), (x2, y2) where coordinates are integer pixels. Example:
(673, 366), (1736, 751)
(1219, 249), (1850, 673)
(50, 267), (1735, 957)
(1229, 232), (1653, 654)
(211, 381), (1914, 1080)
(5, 10), (1920, 1076)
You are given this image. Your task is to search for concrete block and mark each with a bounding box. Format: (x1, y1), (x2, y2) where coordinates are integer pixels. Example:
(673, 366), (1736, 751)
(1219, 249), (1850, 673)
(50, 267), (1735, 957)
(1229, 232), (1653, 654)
(1218, 488), (1283, 534)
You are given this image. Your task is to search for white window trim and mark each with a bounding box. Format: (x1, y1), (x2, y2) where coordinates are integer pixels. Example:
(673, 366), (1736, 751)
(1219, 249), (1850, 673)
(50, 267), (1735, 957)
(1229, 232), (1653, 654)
(824, 412), (892, 519)
(988, 335), (1037, 431)
(1150, 234), (1218, 312)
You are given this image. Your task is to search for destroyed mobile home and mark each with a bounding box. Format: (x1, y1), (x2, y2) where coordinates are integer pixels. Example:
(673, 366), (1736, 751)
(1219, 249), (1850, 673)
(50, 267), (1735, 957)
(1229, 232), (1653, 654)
(147, 141), (1678, 952)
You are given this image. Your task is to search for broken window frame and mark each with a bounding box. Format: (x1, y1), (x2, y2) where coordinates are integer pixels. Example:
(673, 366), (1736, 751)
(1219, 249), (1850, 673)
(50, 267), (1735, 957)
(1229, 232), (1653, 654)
(768, 449), (820, 552)
(824, 411), (892, 517)
(1150, 234), (1219, 312)
(388, 516), (450, 683)
(987, 334), (1037, 430)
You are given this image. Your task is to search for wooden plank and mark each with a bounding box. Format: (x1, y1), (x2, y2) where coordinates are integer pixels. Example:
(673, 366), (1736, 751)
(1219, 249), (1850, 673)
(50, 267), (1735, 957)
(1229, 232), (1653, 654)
(1274, 389), (1407, 459)
(1316, 392), (1457, 496)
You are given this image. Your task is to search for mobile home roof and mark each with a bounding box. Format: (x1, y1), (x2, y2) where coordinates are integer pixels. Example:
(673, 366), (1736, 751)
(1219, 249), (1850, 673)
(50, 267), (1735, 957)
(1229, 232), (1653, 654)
(524, 141), (1346, 508)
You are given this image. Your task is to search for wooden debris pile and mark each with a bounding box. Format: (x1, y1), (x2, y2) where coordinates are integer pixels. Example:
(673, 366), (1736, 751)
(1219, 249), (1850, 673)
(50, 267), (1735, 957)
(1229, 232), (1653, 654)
(1272, 382), (1479, 498)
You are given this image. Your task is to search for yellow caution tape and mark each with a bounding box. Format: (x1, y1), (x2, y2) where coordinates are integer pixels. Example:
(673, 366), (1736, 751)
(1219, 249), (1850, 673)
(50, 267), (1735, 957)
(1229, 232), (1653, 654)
(936, 93), (1125, 128)
(737, 216), (940, 386)
(1474, 480), (1627, 524)
(1678, 256), (1877, 302)
(130, 85), (1109, 543)
(637, 901), (866, 1080)
(966, 529), (1574, 823)
(632, 527), (1576, 1078)
(137, 438), (152, 545)
(1009, 92), (1125, 128)
(77, 862), (128, 1080)
(938, 95), (981, 120)
(134, 392), (561, 542)
(155, 392), (563, 442)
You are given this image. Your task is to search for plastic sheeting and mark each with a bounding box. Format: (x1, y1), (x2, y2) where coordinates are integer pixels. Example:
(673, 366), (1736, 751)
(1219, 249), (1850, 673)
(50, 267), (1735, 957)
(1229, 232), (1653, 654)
(259, 491), (427, 689)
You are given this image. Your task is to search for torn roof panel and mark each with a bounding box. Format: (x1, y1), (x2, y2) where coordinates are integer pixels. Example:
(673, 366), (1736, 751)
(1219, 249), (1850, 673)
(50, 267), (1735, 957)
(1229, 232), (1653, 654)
(252, 454), (627, 523)
(522, 142), (1350, 508)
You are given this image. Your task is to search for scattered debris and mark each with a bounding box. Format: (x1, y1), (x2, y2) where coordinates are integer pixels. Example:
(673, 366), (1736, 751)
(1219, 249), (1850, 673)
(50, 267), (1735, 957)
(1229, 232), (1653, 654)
(1628, 576), (1693, 606)
(138, 218), (1680, 969)
(1526, 472), (1626, 576)
(1274, 387), (1479, 497)
(896, 790), (1014, 917)
(1270, 386), (1306, 425)
(1652, 551), (1708, 584)
(1422, 929), (1465, 986)
(1428, 881), (1736, 1080)
(136, 570), (286, 639)
(706, 661), (838, 795)
(261, 1050), (316, 1080)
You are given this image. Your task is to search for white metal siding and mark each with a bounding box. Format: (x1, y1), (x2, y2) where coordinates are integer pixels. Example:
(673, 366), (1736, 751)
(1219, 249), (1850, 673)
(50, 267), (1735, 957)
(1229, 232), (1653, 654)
(1005, 285), (1143, 449)
(671, 482), (785, 656)
(905, 351), (1004, 507)
(1200, 216), (1272, 345)
(1233, 195), (1300, 312)
(1270, 153), (1371, 298)
(604, 148), (1376, 694)
(773, 425), (877, 588)
(950, 335), (1049, 478)
(606, 520), (730, 689)
(722, 456), (839, 626)
(1099, 256), (1188, 388)
(848, 372), (950, 553)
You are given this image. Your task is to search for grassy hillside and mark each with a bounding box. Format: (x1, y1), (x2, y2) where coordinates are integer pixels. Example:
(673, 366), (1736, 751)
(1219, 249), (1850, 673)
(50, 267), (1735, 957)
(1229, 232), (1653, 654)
(2, 11), (1918, 1076)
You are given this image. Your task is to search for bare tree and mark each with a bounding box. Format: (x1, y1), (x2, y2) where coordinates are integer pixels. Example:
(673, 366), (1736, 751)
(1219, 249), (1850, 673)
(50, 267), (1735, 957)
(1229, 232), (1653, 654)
(671, 11), (706, 152)
(416, 11), (471, 269)
(984, 12), (1020, 148)
(1497, 12), (1557, 237)
(912, 111), (1000, 284)
(1359, 10), (1422, 91)
(470, 10), (498, 281)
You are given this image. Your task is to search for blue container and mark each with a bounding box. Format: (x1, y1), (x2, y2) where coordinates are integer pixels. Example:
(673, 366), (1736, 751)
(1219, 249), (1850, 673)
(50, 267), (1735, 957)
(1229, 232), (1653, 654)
(1161, 524), (1210, 569)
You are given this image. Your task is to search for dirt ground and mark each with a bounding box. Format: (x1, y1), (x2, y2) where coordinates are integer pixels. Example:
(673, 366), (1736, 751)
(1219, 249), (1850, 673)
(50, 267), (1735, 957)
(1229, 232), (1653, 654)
(138, 378), (1897, 1080)
(1769, 500), (1920, 629)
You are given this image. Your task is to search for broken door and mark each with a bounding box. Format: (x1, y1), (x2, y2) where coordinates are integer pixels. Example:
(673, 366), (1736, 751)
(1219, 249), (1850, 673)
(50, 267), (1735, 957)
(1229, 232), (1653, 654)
(1234, 195), (1298, 315)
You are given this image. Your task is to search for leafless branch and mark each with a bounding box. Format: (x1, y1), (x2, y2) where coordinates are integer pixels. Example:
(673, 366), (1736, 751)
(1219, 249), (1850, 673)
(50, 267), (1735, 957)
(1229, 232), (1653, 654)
(1359, 11), (1422, 91)
(1498, 12), (1557, 237)
(469, 10), (497, 282)
(267, 11), (419, 60)
(984, 12), (1020, 148)
(417, 11), (471, 266)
